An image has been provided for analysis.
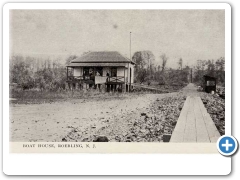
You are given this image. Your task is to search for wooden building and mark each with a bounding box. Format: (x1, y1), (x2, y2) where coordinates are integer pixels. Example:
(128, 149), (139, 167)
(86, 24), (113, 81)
(66, 51), (135, 92)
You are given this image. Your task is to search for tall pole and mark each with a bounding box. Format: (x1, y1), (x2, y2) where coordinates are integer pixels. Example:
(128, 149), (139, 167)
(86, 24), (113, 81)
(130, 32), (131, 61)
(127, 32), (131, 92)
(130, 32), (132, 90)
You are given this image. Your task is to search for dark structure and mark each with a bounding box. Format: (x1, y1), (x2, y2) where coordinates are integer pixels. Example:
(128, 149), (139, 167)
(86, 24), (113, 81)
(203, 75), (216, 93)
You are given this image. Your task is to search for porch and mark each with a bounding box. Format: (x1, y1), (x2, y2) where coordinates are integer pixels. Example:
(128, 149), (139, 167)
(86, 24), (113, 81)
(66, 51), (135, 92)
(66, 75), (126, 84)
(66, 66), (129, 92)
(66, 76), (126, 92)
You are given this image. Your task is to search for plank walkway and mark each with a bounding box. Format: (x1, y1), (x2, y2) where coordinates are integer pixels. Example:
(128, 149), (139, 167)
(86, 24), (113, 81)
(170, 96), (221, 143)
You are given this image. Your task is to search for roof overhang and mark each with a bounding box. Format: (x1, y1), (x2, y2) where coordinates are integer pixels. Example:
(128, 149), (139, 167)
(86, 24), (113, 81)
(67, 62), (128, 67)
(203, 75), (216, 80)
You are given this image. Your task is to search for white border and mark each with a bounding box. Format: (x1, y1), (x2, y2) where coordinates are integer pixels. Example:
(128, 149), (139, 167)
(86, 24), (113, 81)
(3, 3), (232, 175)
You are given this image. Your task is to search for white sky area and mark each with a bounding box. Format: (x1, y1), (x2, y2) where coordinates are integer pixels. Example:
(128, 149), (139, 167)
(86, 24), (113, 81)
(10, 10), (225, 68)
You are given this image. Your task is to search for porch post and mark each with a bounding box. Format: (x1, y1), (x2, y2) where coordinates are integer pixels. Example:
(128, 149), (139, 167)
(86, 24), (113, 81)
(127, 63), (129, 92)
(129, 64), (132, 92)
(67, 66), (69, 80)
(123, 66), (126, 93)
(93, 67), (96, 85)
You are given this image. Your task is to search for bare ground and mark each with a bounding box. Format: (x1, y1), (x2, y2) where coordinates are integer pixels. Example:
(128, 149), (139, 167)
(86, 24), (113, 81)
(9, 84), (224, 142)
(10, 92), (186, 142)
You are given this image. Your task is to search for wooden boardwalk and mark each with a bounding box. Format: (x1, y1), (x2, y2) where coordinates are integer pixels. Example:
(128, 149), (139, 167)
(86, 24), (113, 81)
(170, 96), (221, 143)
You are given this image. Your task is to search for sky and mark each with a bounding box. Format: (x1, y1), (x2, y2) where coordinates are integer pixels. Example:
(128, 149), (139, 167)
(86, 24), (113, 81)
(9, 10), (225, 68)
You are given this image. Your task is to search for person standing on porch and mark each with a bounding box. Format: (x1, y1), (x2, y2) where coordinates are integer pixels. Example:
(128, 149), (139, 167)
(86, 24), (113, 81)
(106, 72), (110, 82)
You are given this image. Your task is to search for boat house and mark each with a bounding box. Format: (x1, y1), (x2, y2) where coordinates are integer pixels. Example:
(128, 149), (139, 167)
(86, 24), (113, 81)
(66, 51), (135, 92)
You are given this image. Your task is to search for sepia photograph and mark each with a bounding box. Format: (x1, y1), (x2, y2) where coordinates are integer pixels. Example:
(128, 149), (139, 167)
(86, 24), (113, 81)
(9, 9), (225, 145)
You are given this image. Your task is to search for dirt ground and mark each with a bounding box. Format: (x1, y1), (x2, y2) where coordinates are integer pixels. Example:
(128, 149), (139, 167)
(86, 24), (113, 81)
(10, 91), (184, 142)
(9, 83), (224, 142)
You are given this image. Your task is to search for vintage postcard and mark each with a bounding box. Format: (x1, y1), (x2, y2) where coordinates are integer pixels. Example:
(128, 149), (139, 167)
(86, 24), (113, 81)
(3, 2), (232, 175)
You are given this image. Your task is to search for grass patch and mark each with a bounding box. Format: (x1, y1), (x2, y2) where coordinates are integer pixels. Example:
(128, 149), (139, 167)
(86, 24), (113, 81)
(10, 89), (128, 104)
(10, 83), (186, 105)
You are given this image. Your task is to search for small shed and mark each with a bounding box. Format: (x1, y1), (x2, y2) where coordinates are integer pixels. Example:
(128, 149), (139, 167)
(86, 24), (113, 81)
(203, 75), (216, 93)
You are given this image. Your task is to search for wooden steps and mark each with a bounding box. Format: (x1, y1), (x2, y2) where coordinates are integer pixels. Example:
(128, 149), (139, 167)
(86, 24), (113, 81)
(170, 96), (221, 143)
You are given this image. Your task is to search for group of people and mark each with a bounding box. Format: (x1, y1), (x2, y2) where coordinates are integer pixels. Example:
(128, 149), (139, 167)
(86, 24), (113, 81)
(84, 68), (110, 77)
(95, 71), (110, 77)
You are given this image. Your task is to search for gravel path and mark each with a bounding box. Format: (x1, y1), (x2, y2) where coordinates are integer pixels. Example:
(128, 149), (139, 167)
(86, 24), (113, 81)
(201, 95), (225, 135)
(62, 93), (186, 142)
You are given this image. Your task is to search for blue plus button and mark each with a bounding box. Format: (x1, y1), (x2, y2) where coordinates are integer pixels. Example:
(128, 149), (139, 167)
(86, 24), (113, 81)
(217, 135), (238, 156)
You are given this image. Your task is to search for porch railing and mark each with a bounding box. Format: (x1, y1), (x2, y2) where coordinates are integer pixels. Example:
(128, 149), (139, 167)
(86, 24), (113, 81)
(107, 76), (125, 83)
(67, 75), (126, 83)
(67, 76), (92, 81)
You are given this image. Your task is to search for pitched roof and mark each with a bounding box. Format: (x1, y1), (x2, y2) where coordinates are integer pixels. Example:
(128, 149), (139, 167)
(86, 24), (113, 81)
(70, 51), (135, 64)
(203, 75), (216, 80)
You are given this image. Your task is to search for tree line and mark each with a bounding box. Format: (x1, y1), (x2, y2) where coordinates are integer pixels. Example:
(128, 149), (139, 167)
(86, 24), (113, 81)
(132, 51), (191, 86)
(193, 57), (225, 86)
(9, 52), (225, 91)
(9, 55), (71, 91)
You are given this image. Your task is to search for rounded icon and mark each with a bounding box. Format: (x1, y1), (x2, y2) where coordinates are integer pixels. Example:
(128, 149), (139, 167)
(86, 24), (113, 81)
(217, 135), (238, 156)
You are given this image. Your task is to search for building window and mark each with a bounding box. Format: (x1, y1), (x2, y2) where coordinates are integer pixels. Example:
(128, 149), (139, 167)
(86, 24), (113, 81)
(206, 81), (215, 86)
(111, 67), (117, 77)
